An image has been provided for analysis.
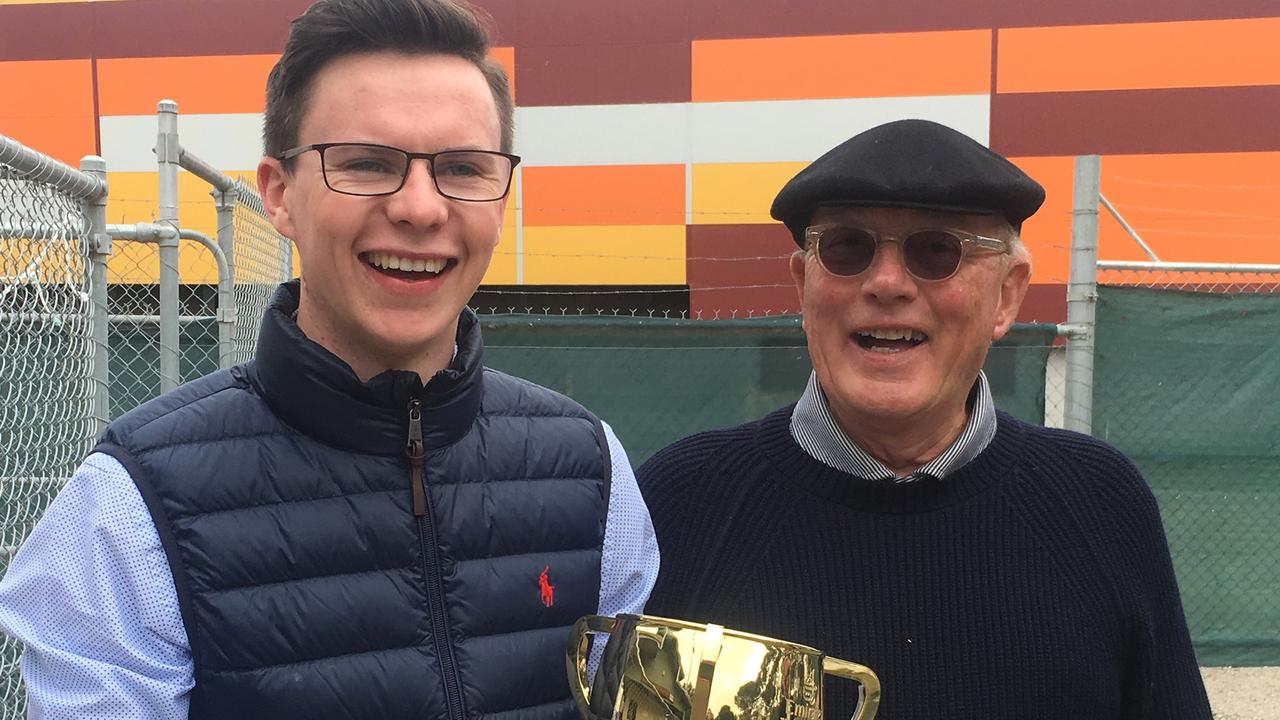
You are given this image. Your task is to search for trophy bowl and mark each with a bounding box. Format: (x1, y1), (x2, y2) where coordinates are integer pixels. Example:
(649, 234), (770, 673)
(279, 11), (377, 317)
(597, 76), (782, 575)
(567, 614), (879, 720)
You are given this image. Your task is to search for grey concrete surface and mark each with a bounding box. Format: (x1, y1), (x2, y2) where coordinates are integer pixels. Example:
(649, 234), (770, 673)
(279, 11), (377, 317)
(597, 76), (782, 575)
(1204, 667), (1280, 720)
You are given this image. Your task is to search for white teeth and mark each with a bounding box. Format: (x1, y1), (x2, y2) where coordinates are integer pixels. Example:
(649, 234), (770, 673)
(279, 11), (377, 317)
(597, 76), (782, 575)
(367, 253), (446, 274)
(859, 329), (924, 341)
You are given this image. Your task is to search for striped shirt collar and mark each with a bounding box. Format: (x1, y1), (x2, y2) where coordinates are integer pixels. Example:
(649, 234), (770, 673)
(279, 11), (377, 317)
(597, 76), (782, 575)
(789, 370), (997, 483)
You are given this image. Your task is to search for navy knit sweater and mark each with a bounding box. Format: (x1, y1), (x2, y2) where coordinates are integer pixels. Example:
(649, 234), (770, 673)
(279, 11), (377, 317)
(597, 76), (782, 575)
(636, 406), (1211, 720)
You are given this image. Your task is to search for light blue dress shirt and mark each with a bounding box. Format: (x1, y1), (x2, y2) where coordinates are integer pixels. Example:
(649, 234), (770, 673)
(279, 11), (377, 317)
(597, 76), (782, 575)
(0, 422), (657, 720)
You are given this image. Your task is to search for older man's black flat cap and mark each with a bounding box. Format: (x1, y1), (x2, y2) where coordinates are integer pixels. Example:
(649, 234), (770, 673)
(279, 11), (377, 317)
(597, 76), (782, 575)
(770, 119), (1045, 245)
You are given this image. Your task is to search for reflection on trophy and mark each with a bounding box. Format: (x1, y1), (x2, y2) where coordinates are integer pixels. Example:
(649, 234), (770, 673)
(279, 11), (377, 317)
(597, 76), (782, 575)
(567, 614), (879, 720)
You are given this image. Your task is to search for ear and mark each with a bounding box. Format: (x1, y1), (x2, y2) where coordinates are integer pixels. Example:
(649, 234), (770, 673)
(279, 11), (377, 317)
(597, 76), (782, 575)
(788, 249), (808, 327)
(257, 156), (296, 239)
(991, 253), (1032, 341)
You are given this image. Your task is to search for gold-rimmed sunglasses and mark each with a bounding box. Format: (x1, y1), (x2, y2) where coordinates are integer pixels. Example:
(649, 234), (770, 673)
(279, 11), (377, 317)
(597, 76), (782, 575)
(804, 224), (1010, 282)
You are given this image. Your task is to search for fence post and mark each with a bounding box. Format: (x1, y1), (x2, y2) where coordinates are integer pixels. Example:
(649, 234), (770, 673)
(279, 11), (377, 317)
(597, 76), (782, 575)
(1064, 155), (1100, 435)
(81, 155), (111, 431)
(213, 185), (238, 368)
(156, 100), (181, 392)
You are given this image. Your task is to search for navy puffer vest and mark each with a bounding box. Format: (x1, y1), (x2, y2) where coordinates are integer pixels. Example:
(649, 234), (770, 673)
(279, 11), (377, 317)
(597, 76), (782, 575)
(96, 282), (609, 720)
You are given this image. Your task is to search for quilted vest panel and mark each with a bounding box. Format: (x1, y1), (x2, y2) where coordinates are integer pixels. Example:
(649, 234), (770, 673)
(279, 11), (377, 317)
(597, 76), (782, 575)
(98, 364), (607, 720)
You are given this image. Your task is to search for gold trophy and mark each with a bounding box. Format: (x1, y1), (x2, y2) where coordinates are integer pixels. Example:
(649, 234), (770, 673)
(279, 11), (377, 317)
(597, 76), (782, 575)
(567, 614), (880, 720)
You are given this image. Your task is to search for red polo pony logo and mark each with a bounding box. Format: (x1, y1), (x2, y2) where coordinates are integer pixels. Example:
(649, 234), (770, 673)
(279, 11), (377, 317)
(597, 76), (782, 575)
(538, 565), (555, 607)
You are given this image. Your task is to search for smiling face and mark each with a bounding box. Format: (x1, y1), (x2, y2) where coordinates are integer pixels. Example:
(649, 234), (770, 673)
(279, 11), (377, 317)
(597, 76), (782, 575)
(258, 51), (506, 381)
(790, 206), (1031, 442)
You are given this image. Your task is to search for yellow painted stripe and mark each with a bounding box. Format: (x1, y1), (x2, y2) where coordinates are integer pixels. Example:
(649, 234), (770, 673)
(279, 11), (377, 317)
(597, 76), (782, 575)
(521, 225), (686, 285)
(998, 18), (1280, 93)
(484, 186), (519, 285)
(691, 162), (806, 225)
(107, 171), (244, 283)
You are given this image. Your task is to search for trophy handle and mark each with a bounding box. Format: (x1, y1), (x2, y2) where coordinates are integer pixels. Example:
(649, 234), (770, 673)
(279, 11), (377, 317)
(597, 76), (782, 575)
(822, 657), (882, 720)
(566, 615), (618, 720)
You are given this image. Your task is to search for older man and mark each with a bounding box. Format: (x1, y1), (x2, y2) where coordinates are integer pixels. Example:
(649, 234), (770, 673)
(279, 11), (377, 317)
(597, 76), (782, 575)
(636, 120), (1210, 720)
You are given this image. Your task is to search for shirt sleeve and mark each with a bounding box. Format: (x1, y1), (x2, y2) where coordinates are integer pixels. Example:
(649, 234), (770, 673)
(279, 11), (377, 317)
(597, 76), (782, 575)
(0, 452), (193, 719)
(596, 421), (660, 619)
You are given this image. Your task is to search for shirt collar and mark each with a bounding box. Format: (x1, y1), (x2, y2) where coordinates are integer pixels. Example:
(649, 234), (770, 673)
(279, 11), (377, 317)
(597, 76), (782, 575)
(789, 370), (997, 482)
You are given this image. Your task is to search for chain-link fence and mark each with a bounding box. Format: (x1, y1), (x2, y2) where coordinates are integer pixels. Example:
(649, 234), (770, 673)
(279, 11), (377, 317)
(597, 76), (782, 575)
(0, 137), (106, 720)
(0, 123), (286, 715)
(107, 103), (291, 416)
(1069, 152), (1280, 666)
(107, 236), (221, 417)
(478, 314), (1061, 464)
(1090, 271), (1280, 666)
(230, 179), (292, 366)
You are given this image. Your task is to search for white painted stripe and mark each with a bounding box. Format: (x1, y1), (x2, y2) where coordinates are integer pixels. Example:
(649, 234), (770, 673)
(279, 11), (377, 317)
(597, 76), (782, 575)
(99, 113), (264, 173)
(98, 96), (990, 174)
(517, 95), (990, 167)
(514, 103), (690, 167)
(689, 95), (991, 164)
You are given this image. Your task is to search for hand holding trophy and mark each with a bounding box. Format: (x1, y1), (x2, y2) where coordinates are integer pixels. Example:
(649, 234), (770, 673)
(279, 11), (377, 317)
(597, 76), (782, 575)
(567, 615), (880, 720)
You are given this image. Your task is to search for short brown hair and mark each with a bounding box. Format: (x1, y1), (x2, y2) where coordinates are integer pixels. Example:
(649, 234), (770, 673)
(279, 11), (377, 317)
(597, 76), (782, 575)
(263, 0), (514, 161)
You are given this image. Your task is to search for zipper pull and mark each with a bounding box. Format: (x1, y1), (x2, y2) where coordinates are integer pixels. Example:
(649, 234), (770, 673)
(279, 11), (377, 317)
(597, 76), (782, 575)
(406, 399), (427, 517)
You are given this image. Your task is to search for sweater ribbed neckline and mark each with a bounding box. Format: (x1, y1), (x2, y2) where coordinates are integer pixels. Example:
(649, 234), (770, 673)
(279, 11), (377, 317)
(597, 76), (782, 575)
(755, 404), (1027, 514)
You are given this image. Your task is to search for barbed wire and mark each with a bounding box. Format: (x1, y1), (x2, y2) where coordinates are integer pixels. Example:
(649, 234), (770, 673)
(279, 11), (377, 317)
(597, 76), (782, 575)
(1127, 227), (1280, 240)
(471, 307), (799, 319)
(1107, 204), (1280, 222)
(1108, 176), (1280, 191)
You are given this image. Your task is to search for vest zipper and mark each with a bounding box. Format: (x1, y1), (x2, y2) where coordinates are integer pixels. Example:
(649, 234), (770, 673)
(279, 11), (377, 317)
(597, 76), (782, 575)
(406, 398), (467, 720)
(406, 400), (427, 516)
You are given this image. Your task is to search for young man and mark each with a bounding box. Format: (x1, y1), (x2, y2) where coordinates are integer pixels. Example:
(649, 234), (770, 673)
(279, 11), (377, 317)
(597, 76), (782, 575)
(0, 1), (657, 718)
(637, 120), (1211, 720)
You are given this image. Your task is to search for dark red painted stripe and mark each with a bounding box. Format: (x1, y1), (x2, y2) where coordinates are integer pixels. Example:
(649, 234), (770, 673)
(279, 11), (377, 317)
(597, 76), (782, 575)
(0, 3), (93, 61)
(991, 85), (1280, 156)
(689, 0), (1280, 40)
(7, 0), (1276, 63)
(687, 224), (1068, 321)
(90, 0), (306, 59)
(1018, 284), (1066, 324)
(687, 224), (799, 316)
(516, 41), (691, 106)
(490, 0), (690, 47)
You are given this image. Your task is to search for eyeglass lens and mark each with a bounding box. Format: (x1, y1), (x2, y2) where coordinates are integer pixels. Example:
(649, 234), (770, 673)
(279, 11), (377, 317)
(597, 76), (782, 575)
(321, 145), (513, 200)
(817, 227), (965, 281)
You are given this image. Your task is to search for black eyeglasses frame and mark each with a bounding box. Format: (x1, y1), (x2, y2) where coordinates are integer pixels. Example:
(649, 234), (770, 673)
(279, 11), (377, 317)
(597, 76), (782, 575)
(276, 142), (522, 202)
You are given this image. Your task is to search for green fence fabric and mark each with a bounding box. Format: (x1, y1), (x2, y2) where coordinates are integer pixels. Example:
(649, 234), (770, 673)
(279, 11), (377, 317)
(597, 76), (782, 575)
(483, 316), (1056, 465)
(102, 315), (1055, 467)
(1095, 286), (1280, 666)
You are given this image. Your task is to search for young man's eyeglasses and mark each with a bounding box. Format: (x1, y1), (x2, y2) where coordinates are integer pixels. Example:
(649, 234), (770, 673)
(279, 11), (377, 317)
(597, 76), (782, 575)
(277, 142), (521, 202)
(804, 224), (1010, 282)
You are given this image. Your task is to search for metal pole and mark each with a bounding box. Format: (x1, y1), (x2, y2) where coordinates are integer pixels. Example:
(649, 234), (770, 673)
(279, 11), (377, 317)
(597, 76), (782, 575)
(1064, 155), (1100, 435)
(213, 186), (238, 368)
(156, 100), (181, 393)
(281, 236), (293, 281)
(81, 156), (111, 431)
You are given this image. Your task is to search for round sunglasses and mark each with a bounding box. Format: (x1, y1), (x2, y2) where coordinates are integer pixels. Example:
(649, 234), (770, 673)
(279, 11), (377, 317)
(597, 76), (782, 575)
(804, 224), (1011, 281)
